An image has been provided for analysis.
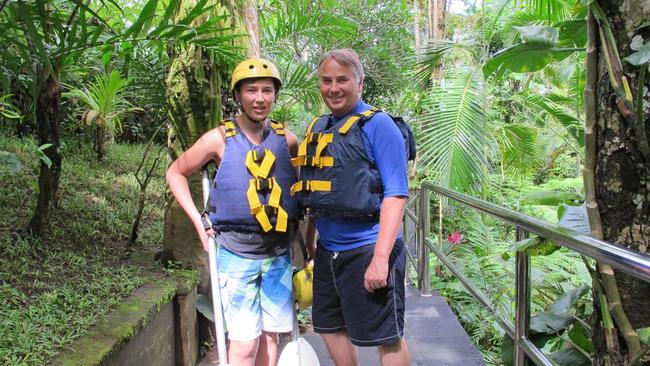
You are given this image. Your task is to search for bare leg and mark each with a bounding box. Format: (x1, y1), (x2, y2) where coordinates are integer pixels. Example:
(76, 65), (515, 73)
(228, 338), (259, 366)
(320, 330), (360, 366)
(378, 339), (410, 366)
(255, 331), (279, 366)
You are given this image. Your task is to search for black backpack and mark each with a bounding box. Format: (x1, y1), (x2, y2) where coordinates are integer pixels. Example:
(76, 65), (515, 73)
(359, 109), (417, 162)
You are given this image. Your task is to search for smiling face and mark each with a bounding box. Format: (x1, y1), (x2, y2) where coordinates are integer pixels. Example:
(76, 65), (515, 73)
(318, 58), (363, 117)
(234, 78), (277, 122)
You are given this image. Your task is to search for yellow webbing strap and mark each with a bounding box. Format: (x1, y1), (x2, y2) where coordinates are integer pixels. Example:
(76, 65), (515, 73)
(245, 149), (275, 179)
(291, 155), (334, 168)
(274, 206), (288, 232)
(305, 116), (321, 135)
(290, 180), (331, 195)
(313, 133), (333, 166)
(223, 121), (237, 137)
(338, 109), (377, 135)
(296, 133), (311, 160)
(247, 180), (273, 232)
(245, 153), (288, 232)
(270, 120), (286, 135)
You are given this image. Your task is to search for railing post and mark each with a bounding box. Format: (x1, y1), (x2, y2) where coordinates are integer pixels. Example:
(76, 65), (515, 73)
(418, 186), (431, 296)
(515, 226), (531, 366)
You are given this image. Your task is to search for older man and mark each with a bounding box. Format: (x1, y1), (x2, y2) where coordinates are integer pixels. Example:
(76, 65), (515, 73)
(292, 48), (410, 365)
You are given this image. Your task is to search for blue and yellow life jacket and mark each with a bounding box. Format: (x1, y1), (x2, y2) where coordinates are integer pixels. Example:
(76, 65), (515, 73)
(209, 118), (299, 233)
(291, 109), (384, 219)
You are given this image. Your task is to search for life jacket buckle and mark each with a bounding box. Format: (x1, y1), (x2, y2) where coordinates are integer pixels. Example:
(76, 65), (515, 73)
(254, 178), (273, 191)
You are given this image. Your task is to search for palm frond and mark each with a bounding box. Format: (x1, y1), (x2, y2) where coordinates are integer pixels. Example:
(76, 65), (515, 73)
(274, 55), (322, 112)
(260, 0), (357, 54)
(418, 68), (493, 192)
(413, 40), (480, 89)
(514, 92), (583, 147)
(514, 0), (573, 23)
(496, 124), (541, 177)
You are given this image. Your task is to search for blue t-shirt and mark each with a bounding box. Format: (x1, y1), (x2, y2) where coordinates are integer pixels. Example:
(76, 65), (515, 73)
(315, 100), (408, 252)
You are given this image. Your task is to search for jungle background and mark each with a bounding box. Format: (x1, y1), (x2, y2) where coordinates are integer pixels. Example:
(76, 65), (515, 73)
(1, 0), (649, 365)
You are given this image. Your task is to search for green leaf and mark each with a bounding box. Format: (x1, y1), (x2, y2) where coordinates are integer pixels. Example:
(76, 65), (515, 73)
(151, 0), (181, 36)
(0, 151), (22, 176)
(568, 323), (594, 353)
(501, 332), (554, 366)
(558, 203), (591, 235)
(638, 327), (650, 345)
(624, 41), (650, 66)
(483, 43), (571, 78)
(550, 286), (589, 314)
(514, 25), (559, 46)
(124, 0), (159, 38)
(509, 236), (560, 256)
(637, 21), (650, 31)
(530, 311), (575, 334)
(196, 294), (214, 322)
(556, 19), (588, 48)
(520, 190), (582, 205)
(630, 36), (644, 51)
(102, 46), (113, 68)
(549, 347), (591, 366)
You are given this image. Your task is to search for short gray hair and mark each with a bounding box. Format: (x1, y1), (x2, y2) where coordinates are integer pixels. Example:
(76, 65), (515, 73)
(318, 49), (365, 83)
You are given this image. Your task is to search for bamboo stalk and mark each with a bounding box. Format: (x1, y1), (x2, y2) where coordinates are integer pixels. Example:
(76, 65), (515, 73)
(585, 6), (642, 359)
(591, 3), (650, 162)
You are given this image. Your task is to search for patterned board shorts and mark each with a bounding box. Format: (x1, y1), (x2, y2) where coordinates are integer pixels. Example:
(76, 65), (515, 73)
(216, 247), (294, 341)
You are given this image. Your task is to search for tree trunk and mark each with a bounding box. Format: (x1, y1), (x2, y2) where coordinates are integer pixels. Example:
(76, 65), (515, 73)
(162, 0), (224, 287)
(244, 0), (259, 58)
(28, 67), (62, 236)
(432, 0), (446, 41)
(592, 0), (650, 364)
(414, 0), (422, 54)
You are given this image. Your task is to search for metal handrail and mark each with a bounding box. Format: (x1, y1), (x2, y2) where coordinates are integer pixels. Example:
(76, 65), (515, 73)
(423, 183), (650, 282)
(406, 182), (650, 366)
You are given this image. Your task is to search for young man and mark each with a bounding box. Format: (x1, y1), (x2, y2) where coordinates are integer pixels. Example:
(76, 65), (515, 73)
(292, 48), (411, 365)
(166, 58), (299, 366)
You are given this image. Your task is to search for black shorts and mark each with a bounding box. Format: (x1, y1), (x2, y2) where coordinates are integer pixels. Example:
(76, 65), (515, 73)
(312, 238), (406, 347)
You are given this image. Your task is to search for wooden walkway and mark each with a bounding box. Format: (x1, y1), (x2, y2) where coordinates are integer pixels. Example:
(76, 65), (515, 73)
(199, 285), (484, 365)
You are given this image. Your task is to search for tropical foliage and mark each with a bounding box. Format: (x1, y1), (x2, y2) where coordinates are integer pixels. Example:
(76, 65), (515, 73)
(1, 0), (648, 365)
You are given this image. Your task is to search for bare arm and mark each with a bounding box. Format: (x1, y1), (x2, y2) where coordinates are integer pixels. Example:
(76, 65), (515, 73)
(165, 127), (225, 251)
(364, 196), (407, 292)
(285, 129), (299, 157)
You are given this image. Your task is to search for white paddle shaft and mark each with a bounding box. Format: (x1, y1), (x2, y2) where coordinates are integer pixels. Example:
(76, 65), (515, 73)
(202, 169), (229, 365)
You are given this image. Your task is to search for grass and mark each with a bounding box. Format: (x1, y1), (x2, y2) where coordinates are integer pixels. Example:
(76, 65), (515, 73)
(0, 128), (167, 365)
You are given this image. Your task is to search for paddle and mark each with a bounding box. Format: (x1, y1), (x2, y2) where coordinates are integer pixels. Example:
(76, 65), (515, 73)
(277, 298), (320, 366)
(201, 167), (230, 365)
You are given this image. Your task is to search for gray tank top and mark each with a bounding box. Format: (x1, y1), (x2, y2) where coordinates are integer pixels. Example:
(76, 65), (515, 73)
(216, 225), (296, 259)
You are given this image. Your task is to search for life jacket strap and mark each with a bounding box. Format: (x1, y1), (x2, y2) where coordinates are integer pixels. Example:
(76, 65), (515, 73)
(337, 109), (377, 135)
(270, 120), (286, 135)
(304, 116), (321, 135)
(291, 155), (334, 168)
(292, 132), (334, 168)
(245, 149), (288, 233)
(223, 120), (237, 137)
(245, 149), (275, 179)
(290, 180), (331, 195)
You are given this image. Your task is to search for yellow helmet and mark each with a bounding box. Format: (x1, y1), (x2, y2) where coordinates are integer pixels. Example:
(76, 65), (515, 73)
(230, 58), (282, 92)
(293, 262), (314, 309)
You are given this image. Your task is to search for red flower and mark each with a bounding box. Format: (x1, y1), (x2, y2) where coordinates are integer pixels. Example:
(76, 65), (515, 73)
(448, 229), (462, 245)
